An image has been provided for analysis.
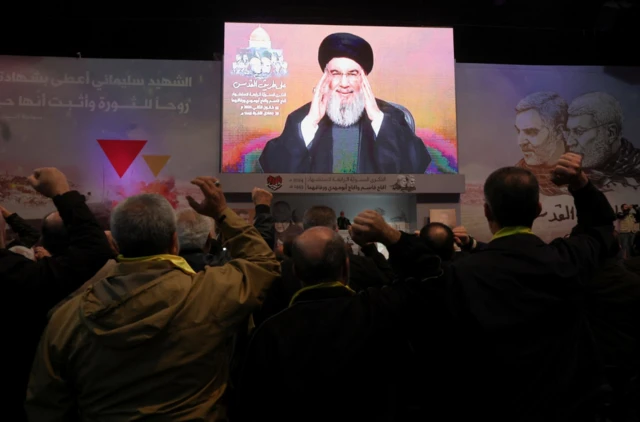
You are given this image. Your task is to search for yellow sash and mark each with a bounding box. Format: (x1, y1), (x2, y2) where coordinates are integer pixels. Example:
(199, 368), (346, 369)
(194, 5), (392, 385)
(289, 281), (355, 307)
(491, 226), (534, 241)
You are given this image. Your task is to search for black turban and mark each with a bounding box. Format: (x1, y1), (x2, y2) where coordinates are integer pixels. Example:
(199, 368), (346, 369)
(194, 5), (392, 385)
(318, 33), (374, 75)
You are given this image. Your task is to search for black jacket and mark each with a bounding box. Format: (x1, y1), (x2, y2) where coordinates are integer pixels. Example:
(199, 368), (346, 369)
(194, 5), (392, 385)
(5, 212), (40, 249)
(0, 191), (113, 421)
(253, 243), (394, 326)
(626, 256), (640, 276)
(259, 99), (431, 174)
(237, 267), (444, 422)
(385, 181), (616, 421)
(587, 258), (640, 370)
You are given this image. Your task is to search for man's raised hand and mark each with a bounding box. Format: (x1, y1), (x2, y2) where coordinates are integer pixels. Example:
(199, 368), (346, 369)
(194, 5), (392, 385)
(552, 153), (589, 190)
(187, 177), (227, 220)
(307, 71), (331, 126)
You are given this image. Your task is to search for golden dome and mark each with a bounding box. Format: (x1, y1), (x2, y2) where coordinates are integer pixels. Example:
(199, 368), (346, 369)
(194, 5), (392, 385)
(249, 25), (271, 48)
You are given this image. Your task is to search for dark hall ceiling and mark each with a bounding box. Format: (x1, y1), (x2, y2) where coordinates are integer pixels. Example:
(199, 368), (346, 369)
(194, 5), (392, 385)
(7, 0), (640, 65)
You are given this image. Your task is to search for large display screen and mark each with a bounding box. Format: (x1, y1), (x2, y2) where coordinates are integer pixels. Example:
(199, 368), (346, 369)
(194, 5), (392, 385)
(222, 23), (458, 174)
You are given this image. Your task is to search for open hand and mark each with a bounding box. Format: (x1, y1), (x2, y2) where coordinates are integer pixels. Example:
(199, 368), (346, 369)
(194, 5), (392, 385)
(33, 246), (51, 260)
(351, 210), (400, 246)
(187, 177), (227, 220)
(452, 226), (471, 247)
(307, 71), (331, 126)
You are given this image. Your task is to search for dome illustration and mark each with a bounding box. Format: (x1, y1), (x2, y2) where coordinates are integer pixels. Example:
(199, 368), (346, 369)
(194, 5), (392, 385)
(249, 25), (271, 49)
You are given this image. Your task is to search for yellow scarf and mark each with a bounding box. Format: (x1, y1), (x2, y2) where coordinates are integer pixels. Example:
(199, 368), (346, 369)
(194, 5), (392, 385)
(117, 254), (196, 275)
(491, 226), (534, 241)
(289, 281), (355, 307)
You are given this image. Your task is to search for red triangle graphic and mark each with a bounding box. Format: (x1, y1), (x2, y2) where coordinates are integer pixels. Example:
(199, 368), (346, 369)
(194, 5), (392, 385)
(97, 140), (147, 178)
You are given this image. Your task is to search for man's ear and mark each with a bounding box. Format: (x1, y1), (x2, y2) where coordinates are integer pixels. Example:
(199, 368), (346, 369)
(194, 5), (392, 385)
(606, 123), (619, 141)
(483, 203), (493, 222)
(341, 256), (350, 285)
(170, 232), (180, 255)
(203, 234), (213, 254)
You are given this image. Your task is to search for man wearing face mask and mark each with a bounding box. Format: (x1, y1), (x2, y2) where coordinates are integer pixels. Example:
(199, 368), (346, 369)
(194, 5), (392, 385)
(259, 32), (431, 174)
(566, 91), (640, 189)
(514, 91), (569, 196)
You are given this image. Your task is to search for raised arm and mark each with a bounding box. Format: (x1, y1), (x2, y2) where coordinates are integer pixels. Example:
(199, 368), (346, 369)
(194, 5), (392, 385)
(7, 168), (113, 311)
(251, 187), (275, 249)
(0, 205), (41, 248)
(187, 178), (280, 329)
(548, 153), (616, 276)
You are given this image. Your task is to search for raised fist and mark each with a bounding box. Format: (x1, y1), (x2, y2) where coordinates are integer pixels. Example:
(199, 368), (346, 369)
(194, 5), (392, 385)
(552, 153), (589, 189)
(27, 168), (70, 198)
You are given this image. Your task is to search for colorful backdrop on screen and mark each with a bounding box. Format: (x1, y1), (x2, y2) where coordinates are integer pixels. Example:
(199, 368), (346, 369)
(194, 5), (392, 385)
(222, 23), (457, 175)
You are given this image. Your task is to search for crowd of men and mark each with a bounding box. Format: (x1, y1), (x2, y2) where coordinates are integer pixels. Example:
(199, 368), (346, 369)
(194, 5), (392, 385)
(1, 153), (638, 421)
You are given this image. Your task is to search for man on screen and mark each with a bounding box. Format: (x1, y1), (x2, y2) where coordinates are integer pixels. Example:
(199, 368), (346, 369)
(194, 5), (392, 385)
(259, 32), (431, 174)
(514, 91), (569, 196)
(566, 92), (640, 189)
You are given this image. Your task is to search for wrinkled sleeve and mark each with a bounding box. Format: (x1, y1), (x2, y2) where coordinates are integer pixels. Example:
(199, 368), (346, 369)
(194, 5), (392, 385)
(200, 208), (280, 330)
(25, 323), (77, 422)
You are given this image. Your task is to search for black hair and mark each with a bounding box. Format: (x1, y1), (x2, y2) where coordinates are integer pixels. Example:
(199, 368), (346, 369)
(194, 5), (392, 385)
(484, 167), (540, 228)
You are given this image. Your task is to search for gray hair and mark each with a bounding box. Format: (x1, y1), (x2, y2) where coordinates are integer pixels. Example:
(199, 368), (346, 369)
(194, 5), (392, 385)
(515, 91), (568, 130)
(176, 209), (213, 251)
(110, 193), (177, 257)
(568, 91), (624, 134)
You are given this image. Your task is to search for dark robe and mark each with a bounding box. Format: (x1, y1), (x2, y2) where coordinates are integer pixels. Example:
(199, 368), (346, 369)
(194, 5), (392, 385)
(259, 99), (431, 174)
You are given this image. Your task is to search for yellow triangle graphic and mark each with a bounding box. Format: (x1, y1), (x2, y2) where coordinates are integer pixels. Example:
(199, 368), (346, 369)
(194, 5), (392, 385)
(143, 155), (171, 177)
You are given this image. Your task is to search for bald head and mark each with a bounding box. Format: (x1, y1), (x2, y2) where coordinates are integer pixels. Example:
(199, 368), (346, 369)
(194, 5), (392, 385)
(42, 211), (69, 256)
(292, 226), (348, 285)
(419, 222), (455, 261)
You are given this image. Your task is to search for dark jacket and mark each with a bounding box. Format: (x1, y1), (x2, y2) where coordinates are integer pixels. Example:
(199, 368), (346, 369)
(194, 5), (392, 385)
(587, 258), (640, 369)
(626, 256), (640, 276)
(253, 244), (394, 326)
(180, 250), (226, 272)
(386, 181), (617, 421)
(0, 191), (113, 421)
(5, 212), (40, 249)
(337, 216), (351, 230)
(259, 99), (431, 174)
(238, 265), (444, 422)
(253, 204), (275, 249)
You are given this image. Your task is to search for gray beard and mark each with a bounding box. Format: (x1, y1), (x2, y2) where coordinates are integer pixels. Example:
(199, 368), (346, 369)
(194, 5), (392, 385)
(326, 91), (365, 127)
